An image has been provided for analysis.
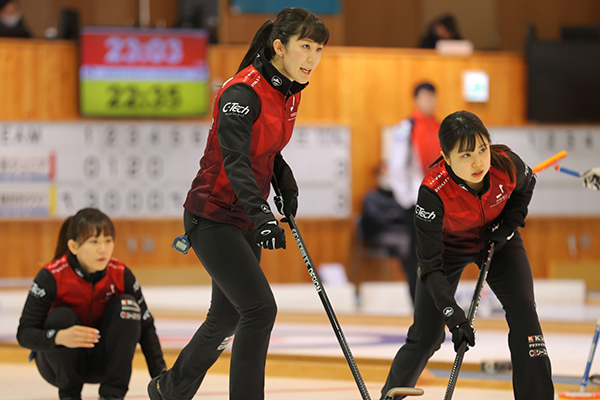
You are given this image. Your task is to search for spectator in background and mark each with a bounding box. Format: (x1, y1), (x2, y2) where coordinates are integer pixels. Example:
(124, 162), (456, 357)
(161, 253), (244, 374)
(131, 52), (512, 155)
(360, 162), (418, 303)
(377, 82), (441, 302)
(419, 13), (461, 49)
(177, 0), (219, 43)
(0, 0), (31, 38)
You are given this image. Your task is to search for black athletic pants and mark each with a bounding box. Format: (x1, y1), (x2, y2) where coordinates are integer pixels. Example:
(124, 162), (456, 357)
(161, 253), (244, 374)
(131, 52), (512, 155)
(380, 232), (554, 399)
(156, 211), (277, 400)
(35, 295), (142, 399)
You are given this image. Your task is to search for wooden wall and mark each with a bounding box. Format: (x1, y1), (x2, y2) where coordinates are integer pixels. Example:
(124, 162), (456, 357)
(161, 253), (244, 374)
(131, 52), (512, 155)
(343, 0), (600, 51)
(208, 46), (527, 211)
(0, 40), (79, 120)
(0, 40), (527, 213)
(18, 0), (600, 52)
(217, 1), (345, 46)
(2, 216), (599, 285)
(0, 39), (598, 286)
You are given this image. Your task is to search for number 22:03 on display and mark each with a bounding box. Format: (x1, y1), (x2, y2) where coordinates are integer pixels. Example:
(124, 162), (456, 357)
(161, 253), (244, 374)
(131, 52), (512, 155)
(107, 83), (182, 109)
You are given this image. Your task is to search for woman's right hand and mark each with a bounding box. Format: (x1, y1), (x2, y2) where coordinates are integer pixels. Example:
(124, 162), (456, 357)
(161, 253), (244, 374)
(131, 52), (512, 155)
(54, 325), (100, 348)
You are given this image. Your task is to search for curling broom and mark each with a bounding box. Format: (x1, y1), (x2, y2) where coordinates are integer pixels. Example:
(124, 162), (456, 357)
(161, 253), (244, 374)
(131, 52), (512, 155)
(559, 315), (600, 399)
(532, 150), (568, 174)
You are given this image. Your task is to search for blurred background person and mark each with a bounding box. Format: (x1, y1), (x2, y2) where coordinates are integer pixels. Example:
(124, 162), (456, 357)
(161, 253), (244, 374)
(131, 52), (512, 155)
(378, 81), (441, 302)
(176, 0), (218, 43)
(0, 0), (31, 38)
(360, 162), (418, 303)
(419, 13), (462, 49)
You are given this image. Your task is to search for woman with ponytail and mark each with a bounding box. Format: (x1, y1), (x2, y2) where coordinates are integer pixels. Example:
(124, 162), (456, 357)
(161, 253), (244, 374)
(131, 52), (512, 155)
(148, 7), (329, 400)
(380, 111), (554, 400)
(17, 208), (165, 400)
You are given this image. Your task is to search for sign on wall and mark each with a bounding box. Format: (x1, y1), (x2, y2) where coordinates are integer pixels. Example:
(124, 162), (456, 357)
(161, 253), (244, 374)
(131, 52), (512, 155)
(0, 122), (351, 219)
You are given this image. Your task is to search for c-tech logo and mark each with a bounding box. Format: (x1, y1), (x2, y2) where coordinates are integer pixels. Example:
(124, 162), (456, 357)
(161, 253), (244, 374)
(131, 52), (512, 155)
(29, 282), (46, 298)
(223, 102), (251, 117)
(415, 205), (436, 222)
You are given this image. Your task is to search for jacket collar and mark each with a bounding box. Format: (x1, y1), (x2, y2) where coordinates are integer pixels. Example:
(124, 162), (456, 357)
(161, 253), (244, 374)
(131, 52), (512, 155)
(68, 253), (107, 284)
(253, 49), (308, 96)
(445, 162), (491, 197)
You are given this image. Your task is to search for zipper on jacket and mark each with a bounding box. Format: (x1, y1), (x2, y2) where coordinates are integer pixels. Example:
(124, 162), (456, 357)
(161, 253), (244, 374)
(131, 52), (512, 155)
(89, 282), (95, 324)
(478, 197), (486, 225)
(478, 197), (487, 252)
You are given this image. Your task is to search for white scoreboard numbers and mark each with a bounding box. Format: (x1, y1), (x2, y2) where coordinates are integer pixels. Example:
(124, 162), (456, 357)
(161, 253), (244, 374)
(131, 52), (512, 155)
(0, 122), (351, 219)
(278, 125), (351, 217)
(491, 126), (600, 216)
(56, 123), (209, 217)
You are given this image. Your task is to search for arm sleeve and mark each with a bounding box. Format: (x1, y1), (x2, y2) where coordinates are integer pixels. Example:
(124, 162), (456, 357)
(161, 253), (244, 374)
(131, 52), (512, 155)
(124, 268), (166, 377)
(499, 150), (536, 231)
(414, 186), (467, 328)
(272, 152), (298, 194)
(218, 83), (276, 228)
(16, 269), (60, 351)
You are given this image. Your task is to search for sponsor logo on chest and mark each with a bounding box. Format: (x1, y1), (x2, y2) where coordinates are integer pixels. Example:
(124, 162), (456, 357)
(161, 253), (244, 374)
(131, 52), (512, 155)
(490, 184), (509, 208)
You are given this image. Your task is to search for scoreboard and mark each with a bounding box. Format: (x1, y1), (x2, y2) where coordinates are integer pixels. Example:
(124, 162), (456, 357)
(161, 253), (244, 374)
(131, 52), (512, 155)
(0, 122), (352, 219)
(79, 27), (209, 117)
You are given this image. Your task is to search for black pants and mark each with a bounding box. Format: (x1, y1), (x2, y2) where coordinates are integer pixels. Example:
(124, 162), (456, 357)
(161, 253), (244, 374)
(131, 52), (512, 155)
(157, 211), (277, 400)
(380, 232), (554, 400)
(35, 295), (142, 399)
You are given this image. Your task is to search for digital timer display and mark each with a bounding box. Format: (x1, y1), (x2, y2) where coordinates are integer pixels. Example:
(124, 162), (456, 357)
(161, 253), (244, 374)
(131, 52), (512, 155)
(79, 27), (209, 117)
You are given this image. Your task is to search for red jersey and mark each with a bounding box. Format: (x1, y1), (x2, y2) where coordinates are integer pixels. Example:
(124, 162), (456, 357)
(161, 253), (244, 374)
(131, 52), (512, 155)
(17, 253), (166, 376)
(415, 149), (535, 273)
(46, 255), (126, 328)
(184, 51), (305, 230)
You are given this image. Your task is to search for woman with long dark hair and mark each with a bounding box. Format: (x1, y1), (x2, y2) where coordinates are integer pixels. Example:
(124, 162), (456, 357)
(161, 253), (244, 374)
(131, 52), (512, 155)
(17, 208), (165, 400)
(148, 7), (329, 400)
(380, 110), (554, 399)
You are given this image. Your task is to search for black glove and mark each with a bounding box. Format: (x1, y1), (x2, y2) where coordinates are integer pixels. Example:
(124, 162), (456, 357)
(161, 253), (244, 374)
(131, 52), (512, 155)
(482, 222), (514, 251)
(254, 220), (286, 250)
(275, 189), (298, 221)
(450, 321), (476, 352)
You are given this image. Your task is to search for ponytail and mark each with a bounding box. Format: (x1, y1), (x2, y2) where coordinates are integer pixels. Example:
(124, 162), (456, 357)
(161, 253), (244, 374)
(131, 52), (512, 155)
(490, 144), (516, 184)
(238, 19), (275, 72)
(53, 216), (73, 259)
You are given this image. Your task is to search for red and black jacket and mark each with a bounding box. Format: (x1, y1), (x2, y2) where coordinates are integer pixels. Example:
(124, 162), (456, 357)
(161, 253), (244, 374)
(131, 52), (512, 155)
(17, 254), (166, 377)
(184, 51), (304, 231)
(414, 149), (535, 327)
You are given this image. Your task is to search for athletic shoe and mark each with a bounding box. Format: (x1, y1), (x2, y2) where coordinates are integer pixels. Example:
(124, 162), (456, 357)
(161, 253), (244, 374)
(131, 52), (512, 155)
(148, 376), (165, 400)
(98, 396), (123, 400)
(589, 374), (600, 386)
